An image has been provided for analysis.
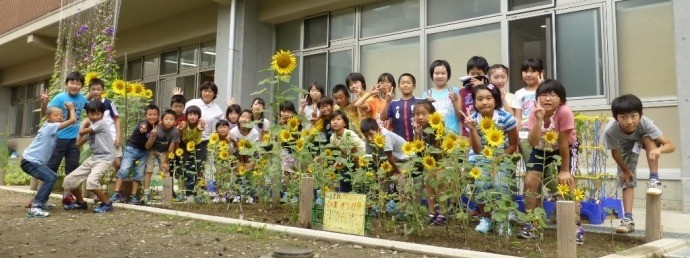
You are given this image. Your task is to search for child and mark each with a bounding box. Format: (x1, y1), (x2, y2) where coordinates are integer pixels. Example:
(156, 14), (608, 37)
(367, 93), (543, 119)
(178, 105), (205, 200)
(380, 73), (420, 141)
(329, 110), (367, 193)
(42, 71), (89, 205)
(22, 103), (76, 217)
(62, 101), (115, 213)
(279, 101), (300, 180)
(170, 94), (187, 126)
(251, 98), (270, 137)
(360, 118), (408, 179)
(512, 58), (544, 163)
(458, 56), (490, 137)
(85, 78), (122, 171)
(109, 105), (160, 205)
(230, 109), (261, 166)
(411, 100), (448, 225)
(299, 82), (325, 124)
(333, 83), (359, 135)
(520, 79), (578, 239)
(225, 104), (242, 130)
(488, 64), (514, 114)
(143, 109), (180, 203)
(464, 84), (518, 234)
(422, 60), (462, 135)
(604, 94), (675, 234)
(353, 73), (392, 129)
(211, 119), (234, 203)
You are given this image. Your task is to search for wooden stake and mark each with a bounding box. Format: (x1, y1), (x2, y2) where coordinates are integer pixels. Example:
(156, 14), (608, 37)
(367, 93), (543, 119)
(299, 177), (314, 228)
(556, 201), (576, 258)
(29, 177), (39, 190)
(645, 192), (662, 242)
(271, 178), (281, 206)
(162, 176), (173, 208)
(0, 168), (6, 185)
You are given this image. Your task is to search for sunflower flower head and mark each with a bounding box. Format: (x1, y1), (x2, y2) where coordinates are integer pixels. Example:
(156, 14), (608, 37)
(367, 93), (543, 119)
(484, 127), (506, 148)
(372, 133), (385, 149)
(85, 72), (99, 86)
(446, 132), (459, 143)
(237, 165), (246, 176)
(573, 188), (585, 201)
(279, 129), (293, 142)
(441, 138), (457, 153)
(186, 141), (196, 152)
(357, 157), (370, 168)
(218, 150), (230, 160)
(413, 140), (426, 153)
(468, 167), (482, 180)
(238, 139), (252, 151)
(556, 184), (570, 196)
(111, 79), (126, 95)
(380, 161), (393, 173)
(478, 116), (496, 132)
(543, 130), (559, 145)
(287, 117), (300, 132)
(271, 50), (297, 75)
(365, 171), (374, 178)
(219, 140), (228, 150)
(167, 151), (175, 159)
(402, 142), (415, 155)
(422, 155), (436, 170)
(175, 148), (184, 157)
(209, 133), (220, 144)
(458, 138), (471, 150)
(261, 132), (271, 143)
(482, 146), (493, 159)
(143, 89), (154, 99)
(295, 138), (305, 151)
(428, 112), (443, 128)
(197, 179), (206, 188)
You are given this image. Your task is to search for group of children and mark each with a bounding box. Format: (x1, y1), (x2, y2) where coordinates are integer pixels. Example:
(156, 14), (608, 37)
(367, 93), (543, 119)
(22, 59), (675, 239)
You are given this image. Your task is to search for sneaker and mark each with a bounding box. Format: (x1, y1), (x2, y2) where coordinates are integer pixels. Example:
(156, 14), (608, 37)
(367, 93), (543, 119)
(143, 192), (151, 204)
(518, 223), (535, 239)
(386, 200), (396, 213)
(576, 224), (585, 245)
(186, 196), (194, 203)
(475, 217), (494, 234)
(231, 196), (240, 203)
(428, 213), (437, 224)
(246, 196), (254, 204)
(615, 218), (635, 234)
(647, 179), (662, 195)
(221, 196), (227, 203)
(176, 193), (185, 202)
(433, 214), (447, 226)
(62, 194), (76, 205)
(27, 207), (50, 218)
(63, 201), (88, 211)
(93, 202), (114, 213)
(129, 195), (140, 205)
(497, 221), (513, 237)
(109, 192), (123, 203)
(213, 196), (221, 203)
(508, 211), (518, 222)
(43, 203), (56, 210)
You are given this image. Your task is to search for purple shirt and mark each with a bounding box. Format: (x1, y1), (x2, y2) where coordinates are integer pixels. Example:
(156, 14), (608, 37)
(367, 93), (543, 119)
(386, 97), (419, 141)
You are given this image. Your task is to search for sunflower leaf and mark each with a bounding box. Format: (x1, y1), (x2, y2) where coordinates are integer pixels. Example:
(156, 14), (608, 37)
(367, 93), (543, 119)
(250, 88), (268, 96)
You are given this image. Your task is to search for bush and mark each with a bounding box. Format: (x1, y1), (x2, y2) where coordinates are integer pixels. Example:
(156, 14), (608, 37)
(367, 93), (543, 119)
(4, 159), (31, 186)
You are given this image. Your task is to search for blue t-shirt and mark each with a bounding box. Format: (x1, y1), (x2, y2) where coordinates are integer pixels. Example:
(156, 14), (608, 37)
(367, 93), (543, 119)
(387, 97), (419, 142)
(421, 86), (461, 134)
(23, 122), (60, 165)
(48, 92), (88, 139)
(468, 109), (517, 161)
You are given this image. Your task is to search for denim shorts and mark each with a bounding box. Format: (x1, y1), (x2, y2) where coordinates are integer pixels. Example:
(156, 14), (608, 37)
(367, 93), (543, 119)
(116, 145), (149, 181)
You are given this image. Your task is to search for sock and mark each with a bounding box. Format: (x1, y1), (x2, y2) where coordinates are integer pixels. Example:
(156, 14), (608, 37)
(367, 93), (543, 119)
(624, 212), (633, 220)
(649, 173), (659, 180)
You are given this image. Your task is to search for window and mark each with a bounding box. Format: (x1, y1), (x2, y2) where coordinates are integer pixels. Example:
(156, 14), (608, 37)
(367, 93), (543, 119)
(143, 55), (159, 79)
(361, 0), (420, 38)
(328, 50), (353, 93)
(303, 53), (327, 92)
(556, 8), (603, 98)
(201, 42), (216, 69)
(180, 46), (198, 70)
(360, 37), (420, 94)
(616, 0), (675, 98)
(427, 0), (500, 26)
(161, 50), (179, 75)
(9, 81), (44, 137)
(509, 0), (553, 11)
(330, 10), (354, 40)
(126, 58), (143, 81)
(509, 15), (552, 92)
(304, 15), (328, 49)
(276, 20), (301, 51)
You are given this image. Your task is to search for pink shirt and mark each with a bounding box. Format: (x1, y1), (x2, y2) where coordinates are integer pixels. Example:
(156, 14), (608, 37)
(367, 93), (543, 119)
(526, 104), (577, 149)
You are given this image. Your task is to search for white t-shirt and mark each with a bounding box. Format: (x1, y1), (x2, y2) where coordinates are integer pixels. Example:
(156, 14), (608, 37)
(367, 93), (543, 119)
(229, 126), (261, 143)
(511, 88), (536, 129)
(185, 98), (225, 140)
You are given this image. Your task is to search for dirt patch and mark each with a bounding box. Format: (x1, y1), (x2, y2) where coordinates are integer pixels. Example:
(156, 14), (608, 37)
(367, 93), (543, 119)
(0, 190), (422, 258)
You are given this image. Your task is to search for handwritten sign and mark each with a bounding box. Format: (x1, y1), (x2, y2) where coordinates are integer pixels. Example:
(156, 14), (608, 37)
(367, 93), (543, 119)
(323, 192), (367, 235)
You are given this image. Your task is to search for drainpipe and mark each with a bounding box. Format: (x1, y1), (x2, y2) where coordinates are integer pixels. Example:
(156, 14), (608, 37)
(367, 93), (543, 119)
(226, 0), (237, 100)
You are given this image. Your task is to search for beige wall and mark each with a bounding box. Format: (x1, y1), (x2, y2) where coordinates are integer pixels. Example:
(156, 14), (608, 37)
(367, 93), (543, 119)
(1, 55), (54, 86)
(259, 0), (377, 24)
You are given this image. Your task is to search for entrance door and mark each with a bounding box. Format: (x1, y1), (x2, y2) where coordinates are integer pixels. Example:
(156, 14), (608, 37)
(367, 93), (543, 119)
(508, 14), (552, 92)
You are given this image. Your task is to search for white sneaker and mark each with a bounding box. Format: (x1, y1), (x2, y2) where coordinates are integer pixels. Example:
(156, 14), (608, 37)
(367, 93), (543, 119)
(27, 207), (50, 218)
(231, 196), (240, 203)
(221, 196), (227, 203)
(646, 179), (662, 195)
(246, 196), (254, 204)
(213, 196), (221, 203)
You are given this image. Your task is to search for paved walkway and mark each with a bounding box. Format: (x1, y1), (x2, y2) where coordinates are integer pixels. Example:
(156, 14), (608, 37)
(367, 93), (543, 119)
(582, 208), (690, 239)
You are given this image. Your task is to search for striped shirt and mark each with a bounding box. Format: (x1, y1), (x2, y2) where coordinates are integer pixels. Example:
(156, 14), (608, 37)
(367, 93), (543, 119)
(469, 109), (517, 159)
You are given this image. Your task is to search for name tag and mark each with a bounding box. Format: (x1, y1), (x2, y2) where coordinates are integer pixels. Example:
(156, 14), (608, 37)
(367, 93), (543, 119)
(632, 142), (641, 154)
(519, 130), (529, 139)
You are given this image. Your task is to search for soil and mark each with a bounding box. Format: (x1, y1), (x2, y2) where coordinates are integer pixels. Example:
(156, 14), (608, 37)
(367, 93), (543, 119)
(0, 190), (423, 258)
(166, 201), (645, 258)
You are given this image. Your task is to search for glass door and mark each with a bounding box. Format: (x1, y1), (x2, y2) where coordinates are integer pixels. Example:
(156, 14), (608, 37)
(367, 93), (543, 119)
(508, 14), (553, 92)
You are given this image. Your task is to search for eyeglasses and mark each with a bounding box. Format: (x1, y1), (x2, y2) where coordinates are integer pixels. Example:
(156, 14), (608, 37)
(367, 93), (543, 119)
(539, 93), (558, 99)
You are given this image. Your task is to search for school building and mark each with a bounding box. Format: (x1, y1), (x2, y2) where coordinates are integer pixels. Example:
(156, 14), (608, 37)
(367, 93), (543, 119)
(0, 0), (688, 213)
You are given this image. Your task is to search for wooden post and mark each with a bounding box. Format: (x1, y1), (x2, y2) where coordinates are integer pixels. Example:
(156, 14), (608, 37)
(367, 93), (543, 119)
(162, 176), (173, 208)
(0, 168), (5, 185)
(299, 177), (314, 228)
(29, 177), (40, 190)
(271, 178), (281, 206)
(556, 201), (577, 258)
(645, 192), (662, 242)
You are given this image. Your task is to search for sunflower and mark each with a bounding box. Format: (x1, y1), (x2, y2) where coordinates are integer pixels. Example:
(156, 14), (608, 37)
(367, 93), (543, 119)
(428, 112), (443, 127)
(324, 148), (332, 157)
(261, 132), (271, 143)
(198, 179), (206, 188)
(237, 165), (247, 176)
(328, 172), (337, 180)
(434, 125), (445, 140)
(402, 142), (415, 155)
(279, 129), (292, 142)
(556, 184), (570, 196)
(357, 157), (370, 168)
(365, 171), (374, 178)
(130, 82), (144, 96)
(441, 138), (457, 153)
(422, 155), (436, 170)
(287, 117), (300, 132)
(323, 186), (331, 193)
(209, 133), (220, 144)
(167, 151), (175, 159)
(85, 72), (99, 85)
(458, 138), (471, 150)
(271, 50), (297, 75)
(313, 119), (324, 131)
(238, 139), (252, 151)
(478, 116), (496, 132)
(111, 79), (126, 95)
(143, 89), (153, 99)
(380, 161), (393, 173)
(446, 132), (459, 143)
(484, 127), (505, 148)
(372, 133), (385, 149)
(218, 150), (230, 160)
(175, 148), (184, 157)
(219, 140), (228, 150)
(543, 130), (558, 145)
(186, 141), (196, 152)
(482, 146), (493, 158)
(573, 188), (585, 201)
(413, 140), (425, 153)
(468, 167), (482, 180)
(295, 138), (305, 151)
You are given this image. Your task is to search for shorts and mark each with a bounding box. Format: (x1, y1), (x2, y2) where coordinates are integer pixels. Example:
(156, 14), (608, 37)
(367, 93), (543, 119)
(145, 150), (167, 174)
(618, 147), (641, 189)
(63, 157), (111, 191)
(526, 141), (579, 174)
(114, 146), (123, 158)
(116, 145), (149, 181)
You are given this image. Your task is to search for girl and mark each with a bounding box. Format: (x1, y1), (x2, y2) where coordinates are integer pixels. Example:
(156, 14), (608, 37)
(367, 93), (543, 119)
(355, 73), (394, 129)
(211, 120), (233, 203)
(488, 64), (515, 114)
(423, 60), (462, 135)
(512, 58), (544, 165)
(380, 73), (419, 141)
(279, 101), (300, 174)
(225, 104), (242, 130)
(178, 106), (205, 200)
(315, 97), (336, 142)
(464, 84), (518, 234)
(299, 82), (324, 125)
(251, 98), (270, 138)
(329, 110), (366, 193)
(411, 100), (447, 225)
(520, 79), (578, 239)
(229, 109), (261, 166)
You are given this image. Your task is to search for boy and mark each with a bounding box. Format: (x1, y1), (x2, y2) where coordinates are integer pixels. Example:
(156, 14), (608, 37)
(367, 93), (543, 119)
(109, 105), (160, 205)
(62, 101), (115, 213)
(41, 71), (89, 204)
(360, 118), (408, 178)
(332, 84), (360, 135)
(170, 94), (187, 127)
(380, 73), (419, 141)
(316, 97), (336, 142)
(84, 78), (122, 171)
(143, 109), (180, 203)
(22, 103), (76, 217)
(457, 56), (490, 137)
(605, 94), (675, 234)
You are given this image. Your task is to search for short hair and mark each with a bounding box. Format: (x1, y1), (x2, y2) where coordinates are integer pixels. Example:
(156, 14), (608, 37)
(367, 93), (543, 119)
(199, 81), (218, 100)
(398, 73), (416, 85)
(466, 56), (489, 74)
(345, 73), (367, 90)
(88, 78), (104, 89)
(330, 109), (350, 129)
(536, 79), (567, 104)
(226, 104), (242, 118)
(162, 109), (177, 119)
(377, 73), (397, 93)
(471, 84), (503, 112)
(413, 99), (436, 114)
(521, 58), (544, 72)
(429, 60), (451, 81)
(216, 119), (231, 129)
(306, 82), (325, 105)
(279, 101), (297, 113)
(488, 64), (509, 76)
(46, 107), (62, 117)
(170, 94), (187, 107)
(359, 118), (379, 134)
(240, 109), (253, 118)
(611, 94), (643, 118)
(332, 84), (350, 98)
(317, 96), (334, 109)
(185, 105), (202, 117)
(85, 100), (105, 113)
(65, 71), (85, 85)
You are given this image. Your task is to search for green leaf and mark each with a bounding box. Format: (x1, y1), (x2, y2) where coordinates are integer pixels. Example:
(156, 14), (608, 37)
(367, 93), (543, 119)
(277, 75), (291, 83)
(250, 88), (268, 96)
(438, 194), (449, 202)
